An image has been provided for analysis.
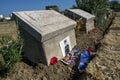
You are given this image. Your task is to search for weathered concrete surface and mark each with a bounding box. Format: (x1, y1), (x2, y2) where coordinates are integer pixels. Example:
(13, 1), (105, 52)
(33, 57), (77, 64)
(43, 29), (76, 65)
(67, 9), (95, 20)
(13, 10), (76, 42)
(86, 14), (120, 80)
(13, 10), (76, 65)
(22, 28), (76, 65)
(65, 9), (95, 33)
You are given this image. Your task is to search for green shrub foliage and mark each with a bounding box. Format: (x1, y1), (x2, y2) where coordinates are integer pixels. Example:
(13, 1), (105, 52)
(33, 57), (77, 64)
(0, 35), (23, 76)
(75, 0), (110, 27)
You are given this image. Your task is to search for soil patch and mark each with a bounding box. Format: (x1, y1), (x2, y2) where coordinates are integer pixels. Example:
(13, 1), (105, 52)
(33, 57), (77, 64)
(86, 13), (120, 80)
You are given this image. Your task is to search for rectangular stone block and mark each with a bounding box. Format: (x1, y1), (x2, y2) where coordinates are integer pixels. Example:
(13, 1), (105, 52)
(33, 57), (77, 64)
(13, 10), (76, 65)
(65, 9), (95, 33)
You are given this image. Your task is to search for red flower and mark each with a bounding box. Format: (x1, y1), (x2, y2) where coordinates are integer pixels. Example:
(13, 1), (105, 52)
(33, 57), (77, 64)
(87, 47), (92, 53)
(50, 57), (58, 65)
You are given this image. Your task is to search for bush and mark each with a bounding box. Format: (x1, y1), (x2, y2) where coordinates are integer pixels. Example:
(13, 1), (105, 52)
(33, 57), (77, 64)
(75, 0), (110, 27)
(0, 35), (23, 76)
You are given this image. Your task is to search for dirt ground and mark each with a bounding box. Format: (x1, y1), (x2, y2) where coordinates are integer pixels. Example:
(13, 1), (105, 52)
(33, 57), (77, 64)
(86, 13), (120, 80)
(0, 14), (115, 80)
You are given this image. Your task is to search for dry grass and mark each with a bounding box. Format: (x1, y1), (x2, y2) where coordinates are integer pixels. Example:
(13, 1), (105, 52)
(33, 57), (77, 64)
(0, 21), (18, 40)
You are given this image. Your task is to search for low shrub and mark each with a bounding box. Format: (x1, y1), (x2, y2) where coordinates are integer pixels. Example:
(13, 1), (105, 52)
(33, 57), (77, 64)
(0, 35), (23, 76)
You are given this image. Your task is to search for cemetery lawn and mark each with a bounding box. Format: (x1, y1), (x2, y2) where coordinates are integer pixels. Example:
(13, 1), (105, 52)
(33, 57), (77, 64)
(0, 13), (117, 80)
